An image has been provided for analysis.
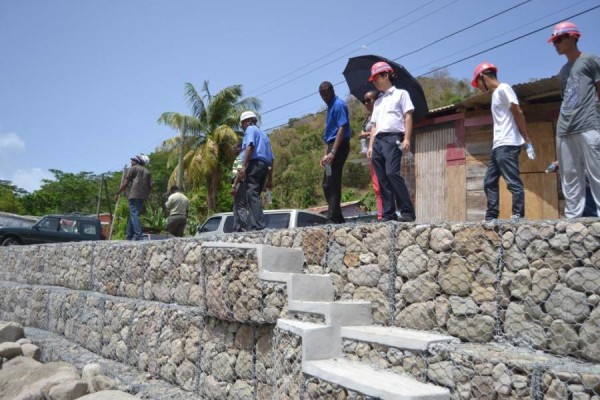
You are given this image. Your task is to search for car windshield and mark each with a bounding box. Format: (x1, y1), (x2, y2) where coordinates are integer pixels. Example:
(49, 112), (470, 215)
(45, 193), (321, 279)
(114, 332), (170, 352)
(37, 217), (59, 232)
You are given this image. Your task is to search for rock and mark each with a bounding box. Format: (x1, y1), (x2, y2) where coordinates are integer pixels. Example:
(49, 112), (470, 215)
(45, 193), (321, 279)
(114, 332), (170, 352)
(77, 391), (139, 400)
(48, 379), (89, 400)
(430, 228), (453, 252)
(0, 357), (79, 400)
(526, 239), (550, 259)
(565, 267), (600, 295)
(504, 248), (530, 271)
(82, 364), (117, 393)
(15, 338), (32, 345)
(580, 308), (600, 362)
(0, 342), (22, 359)
(400, 273), (439, 304)
(0, 322), (24, 344)
(546, 284), (591, 324)
(427, 361), (458, 388)
(446, 315), (495, 342)
(548, 320), (579, 356)
(396, 245), (428, 279)
(531, 268), (558, 303)
(439, 255), (474, 296)
(448, 296), (478, 316)
(20, 343), (41, 360)
(510, 269), (532, 300)
(347, 264), (382, 287)
(492, 363), (512, 395)
(396, 301), (436, 330)
(504, 303), (547, 348)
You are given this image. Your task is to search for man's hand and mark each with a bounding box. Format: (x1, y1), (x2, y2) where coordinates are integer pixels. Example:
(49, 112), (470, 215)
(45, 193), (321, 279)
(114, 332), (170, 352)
(401, 139), (411, 152)
(321, 153), (334, 167)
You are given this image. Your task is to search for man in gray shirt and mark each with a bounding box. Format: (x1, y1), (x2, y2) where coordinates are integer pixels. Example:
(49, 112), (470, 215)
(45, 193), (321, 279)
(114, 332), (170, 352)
(549, 21), (600, 218)
(115, 154), (153, 240)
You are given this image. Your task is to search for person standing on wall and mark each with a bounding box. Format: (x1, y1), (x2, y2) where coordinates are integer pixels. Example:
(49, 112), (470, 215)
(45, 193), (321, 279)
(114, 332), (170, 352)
(366, 62), (416, 222)
(114, 154), (153, 240)
(548, 21), (600, 218)
(318, 81), (351, 224)
(165, 185), (189, 237)
(359, 90), (383, 220)
(471, 62), (535, 221)
(237, 111), (274, 231)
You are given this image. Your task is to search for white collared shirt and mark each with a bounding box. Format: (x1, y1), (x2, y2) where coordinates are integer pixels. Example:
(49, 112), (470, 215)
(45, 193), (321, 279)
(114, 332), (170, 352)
(370, 86), (415, 135)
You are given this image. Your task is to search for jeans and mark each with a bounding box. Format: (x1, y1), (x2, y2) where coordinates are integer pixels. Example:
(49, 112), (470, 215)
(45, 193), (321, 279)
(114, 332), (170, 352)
(484, 145), (524, 220)
(126, 198), (144, 240)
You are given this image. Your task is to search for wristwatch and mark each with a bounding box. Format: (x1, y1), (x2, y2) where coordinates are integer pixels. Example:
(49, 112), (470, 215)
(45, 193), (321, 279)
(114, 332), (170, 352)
(330, 149), (336, 156)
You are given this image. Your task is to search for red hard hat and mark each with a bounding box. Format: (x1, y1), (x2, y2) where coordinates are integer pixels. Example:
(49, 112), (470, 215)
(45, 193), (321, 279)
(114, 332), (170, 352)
(548, 21), (581, 43)
(368, 61), (394, 82)
(471, 62), (498, 88)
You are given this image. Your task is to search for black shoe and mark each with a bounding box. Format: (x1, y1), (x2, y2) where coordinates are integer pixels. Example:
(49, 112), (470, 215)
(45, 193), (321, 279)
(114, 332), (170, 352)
(398, 215), (415, 222)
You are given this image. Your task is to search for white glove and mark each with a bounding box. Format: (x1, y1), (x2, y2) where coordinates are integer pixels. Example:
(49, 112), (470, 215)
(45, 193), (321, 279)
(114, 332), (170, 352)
(525, 143), (536, 160)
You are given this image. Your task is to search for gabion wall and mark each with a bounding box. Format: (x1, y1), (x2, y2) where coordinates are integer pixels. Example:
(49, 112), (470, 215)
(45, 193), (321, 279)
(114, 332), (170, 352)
(1, 218), (600, 399)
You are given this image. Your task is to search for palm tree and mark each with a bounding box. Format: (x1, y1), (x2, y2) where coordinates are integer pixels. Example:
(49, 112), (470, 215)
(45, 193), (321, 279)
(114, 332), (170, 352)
(158, 81), (260, 210)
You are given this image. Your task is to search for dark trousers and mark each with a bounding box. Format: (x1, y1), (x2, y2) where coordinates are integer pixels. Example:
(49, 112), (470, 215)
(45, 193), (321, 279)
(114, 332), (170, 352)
(233, 180), (249, 232)
(323, 139), (349, 223)
(240, 159), (269, 231)
(484, 145), (524, 220)
(166, 214), (187, 237)
(372, 132), (415, 221)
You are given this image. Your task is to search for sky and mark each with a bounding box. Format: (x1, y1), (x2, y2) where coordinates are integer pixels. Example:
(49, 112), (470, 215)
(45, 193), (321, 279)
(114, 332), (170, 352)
(1, 0), (599, 192)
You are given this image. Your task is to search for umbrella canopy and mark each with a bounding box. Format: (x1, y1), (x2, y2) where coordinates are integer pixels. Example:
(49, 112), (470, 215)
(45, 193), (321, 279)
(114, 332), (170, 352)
(343, 55), (429, 122)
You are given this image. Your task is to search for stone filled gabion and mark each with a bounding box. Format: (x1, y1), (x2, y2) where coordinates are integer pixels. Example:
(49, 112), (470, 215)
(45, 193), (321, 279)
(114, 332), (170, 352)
(271, 326), (304, 399)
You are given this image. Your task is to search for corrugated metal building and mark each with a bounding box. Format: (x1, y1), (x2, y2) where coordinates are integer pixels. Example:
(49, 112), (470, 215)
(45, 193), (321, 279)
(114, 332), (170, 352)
(408, 76), (562, 222)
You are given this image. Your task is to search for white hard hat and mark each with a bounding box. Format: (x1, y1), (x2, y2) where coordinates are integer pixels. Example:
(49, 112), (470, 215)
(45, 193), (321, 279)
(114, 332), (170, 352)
(132, 154), (150, 165)
(240, 111), (257, 123)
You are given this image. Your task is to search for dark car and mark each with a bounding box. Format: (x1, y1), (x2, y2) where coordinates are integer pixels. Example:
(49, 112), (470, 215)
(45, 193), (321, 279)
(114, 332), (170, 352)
(0, 214), (104, 246)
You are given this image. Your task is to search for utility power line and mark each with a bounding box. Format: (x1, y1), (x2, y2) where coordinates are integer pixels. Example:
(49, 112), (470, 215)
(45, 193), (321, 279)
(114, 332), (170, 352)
(261, 4), (600, 132)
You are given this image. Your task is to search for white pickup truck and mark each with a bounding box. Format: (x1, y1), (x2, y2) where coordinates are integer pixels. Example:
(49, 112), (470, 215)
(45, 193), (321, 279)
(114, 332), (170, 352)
(195, 209), (329, 237)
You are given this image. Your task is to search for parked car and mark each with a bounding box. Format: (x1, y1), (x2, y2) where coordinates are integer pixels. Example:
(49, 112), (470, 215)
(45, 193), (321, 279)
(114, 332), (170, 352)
(0, 214), (104, 246)
(195, 209), (329, 237)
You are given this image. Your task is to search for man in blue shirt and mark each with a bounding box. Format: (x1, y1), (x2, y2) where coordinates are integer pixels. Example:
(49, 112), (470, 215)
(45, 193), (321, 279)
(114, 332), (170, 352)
(319, 81), (351, 224)
(235, 111), (274, 231)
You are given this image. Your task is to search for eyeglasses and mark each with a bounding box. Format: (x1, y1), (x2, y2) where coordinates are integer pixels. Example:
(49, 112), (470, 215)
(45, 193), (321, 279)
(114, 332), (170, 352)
(552, 34), (570, 44)
(363, 98), (375, 104)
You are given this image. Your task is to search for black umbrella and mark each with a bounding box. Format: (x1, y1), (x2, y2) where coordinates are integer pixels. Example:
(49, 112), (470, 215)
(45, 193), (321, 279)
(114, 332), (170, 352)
(343, 55), (429, 122)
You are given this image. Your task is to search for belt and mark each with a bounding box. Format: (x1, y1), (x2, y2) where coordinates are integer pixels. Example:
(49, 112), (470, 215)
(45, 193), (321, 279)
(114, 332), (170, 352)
(376, 131), (403, 138)
(249, 158), (270, 165)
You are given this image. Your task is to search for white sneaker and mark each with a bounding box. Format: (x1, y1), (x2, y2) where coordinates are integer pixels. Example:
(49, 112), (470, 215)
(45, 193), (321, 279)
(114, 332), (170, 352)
(510, 214), (522, 220)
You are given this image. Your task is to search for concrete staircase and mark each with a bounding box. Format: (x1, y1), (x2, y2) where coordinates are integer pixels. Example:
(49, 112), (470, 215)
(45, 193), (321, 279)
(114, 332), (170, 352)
(204, 242), (454, 400)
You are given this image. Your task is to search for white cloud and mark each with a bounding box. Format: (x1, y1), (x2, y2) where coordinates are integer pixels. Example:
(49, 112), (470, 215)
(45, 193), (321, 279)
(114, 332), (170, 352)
(12, 168), (55, 192)
(0, 132), (25, 153)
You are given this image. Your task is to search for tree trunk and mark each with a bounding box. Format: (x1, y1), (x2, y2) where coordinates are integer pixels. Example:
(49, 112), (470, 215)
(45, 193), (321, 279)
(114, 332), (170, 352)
(207, 170), (220, 211)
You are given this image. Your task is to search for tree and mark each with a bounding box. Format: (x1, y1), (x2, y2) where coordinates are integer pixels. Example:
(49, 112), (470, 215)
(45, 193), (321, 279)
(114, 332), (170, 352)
(158, 81), (260, 210)
(0, 180), (26, 214)
(418, 68), (473, 109)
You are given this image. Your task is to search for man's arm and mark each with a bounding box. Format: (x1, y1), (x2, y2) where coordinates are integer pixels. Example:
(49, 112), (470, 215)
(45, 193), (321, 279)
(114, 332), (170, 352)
(510, 103), (531, 142)
(238, 144), (254, 181)
(401, 110), (414, 152)
(321, 126), (346, 166)
(367, 123), (376, 159)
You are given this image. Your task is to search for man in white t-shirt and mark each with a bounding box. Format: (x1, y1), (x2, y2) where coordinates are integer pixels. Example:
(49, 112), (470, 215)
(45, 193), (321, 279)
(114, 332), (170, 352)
(471, 62), (535, 220)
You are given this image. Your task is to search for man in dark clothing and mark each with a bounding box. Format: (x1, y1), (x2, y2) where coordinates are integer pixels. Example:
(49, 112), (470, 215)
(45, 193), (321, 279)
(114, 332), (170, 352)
(236, 111), (274, 231)
(319, 81), (351, 224)
(115, 154), (152, 240)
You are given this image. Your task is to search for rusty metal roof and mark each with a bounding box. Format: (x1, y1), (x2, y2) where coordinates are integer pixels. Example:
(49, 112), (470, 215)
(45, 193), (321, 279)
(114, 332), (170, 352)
(459, 75), (560, 109)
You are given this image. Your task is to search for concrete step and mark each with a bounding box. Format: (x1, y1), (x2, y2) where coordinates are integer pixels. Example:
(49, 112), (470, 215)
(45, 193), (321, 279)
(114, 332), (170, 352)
(201, 242), (304, 282)
(287, 300), (373, 326)
(287, 273), (334, 302)
(304, 357), (450, 400)
(341, 325), (458, 352)
(277, 319), (341, 361)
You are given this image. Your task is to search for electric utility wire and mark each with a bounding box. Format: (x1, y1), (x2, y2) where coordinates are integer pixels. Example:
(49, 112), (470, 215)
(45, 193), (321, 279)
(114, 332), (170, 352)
(261, 4), (600, 132)
(246, 0), (439, 95)
(411, 0), (590, 74)
(252, 0), (459, 99)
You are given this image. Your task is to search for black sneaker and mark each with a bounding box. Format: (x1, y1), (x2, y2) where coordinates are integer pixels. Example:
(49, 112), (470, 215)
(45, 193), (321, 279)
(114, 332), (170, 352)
(398, 215), (415, 222)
